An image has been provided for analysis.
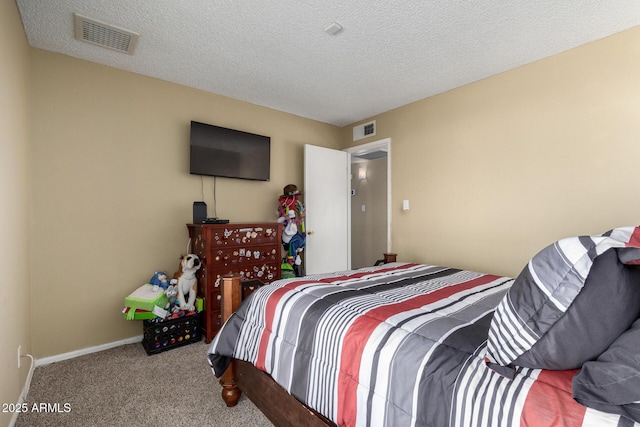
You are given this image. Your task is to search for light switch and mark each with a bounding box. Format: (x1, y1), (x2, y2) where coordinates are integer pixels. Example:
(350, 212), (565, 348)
(361, 204), (366, 212)
(402, 200), (410, 211)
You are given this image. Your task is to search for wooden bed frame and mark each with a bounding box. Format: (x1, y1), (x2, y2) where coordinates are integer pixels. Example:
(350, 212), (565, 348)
(217, 254), (397, 427)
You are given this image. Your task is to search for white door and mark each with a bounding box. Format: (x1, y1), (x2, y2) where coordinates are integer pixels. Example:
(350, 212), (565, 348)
(304, 144), (350, 274)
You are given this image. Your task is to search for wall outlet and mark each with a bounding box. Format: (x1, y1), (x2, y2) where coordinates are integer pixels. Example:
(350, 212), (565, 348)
(17, 345), (22, 368)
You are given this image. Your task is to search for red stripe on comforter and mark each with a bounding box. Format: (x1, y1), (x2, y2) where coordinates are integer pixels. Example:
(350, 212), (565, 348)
(337, 274), (501, 427)
(627, 227), (640, 248)
(255, 264), (419, 370)
(521, 369), (585, 427)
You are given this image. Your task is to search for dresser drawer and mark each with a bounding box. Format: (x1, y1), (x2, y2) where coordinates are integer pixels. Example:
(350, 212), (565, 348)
(207, 246), (278, 269)
(208, 225), (279, 248)
(210, 262), (279, 284)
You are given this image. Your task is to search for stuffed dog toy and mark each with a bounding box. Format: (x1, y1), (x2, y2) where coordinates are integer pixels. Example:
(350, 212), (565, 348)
(171, 254), (201, 311)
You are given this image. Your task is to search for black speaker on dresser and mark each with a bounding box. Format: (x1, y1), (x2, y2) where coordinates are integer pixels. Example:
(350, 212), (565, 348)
(193, 201), (207, 224)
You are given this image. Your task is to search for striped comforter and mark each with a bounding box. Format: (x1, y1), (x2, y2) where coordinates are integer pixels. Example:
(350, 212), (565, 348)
(208, 263), (637, 427)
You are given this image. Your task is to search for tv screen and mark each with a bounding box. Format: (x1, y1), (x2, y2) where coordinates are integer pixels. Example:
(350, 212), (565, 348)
(190, 121), (271, 181)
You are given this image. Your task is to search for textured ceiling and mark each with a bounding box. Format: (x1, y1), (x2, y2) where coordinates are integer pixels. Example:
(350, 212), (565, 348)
(16, 1), (640, 126)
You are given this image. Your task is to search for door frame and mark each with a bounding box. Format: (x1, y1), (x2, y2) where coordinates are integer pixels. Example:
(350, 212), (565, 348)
(343, 138), (392, 253)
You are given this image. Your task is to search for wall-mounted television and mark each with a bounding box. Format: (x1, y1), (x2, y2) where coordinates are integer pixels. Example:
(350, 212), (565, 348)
(189, 120), (271, 181)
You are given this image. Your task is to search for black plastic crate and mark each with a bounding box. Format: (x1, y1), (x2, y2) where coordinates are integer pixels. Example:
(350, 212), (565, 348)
(142, 312), (202, 355)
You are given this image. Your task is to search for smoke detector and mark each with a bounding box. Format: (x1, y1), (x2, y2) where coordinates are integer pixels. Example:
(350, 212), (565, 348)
(324, 22), (343, 35)
(74, 13), (140, 55)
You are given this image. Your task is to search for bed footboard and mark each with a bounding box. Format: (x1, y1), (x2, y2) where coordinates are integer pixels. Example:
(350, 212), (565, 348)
(218, 274), (335, 425)
(219, 274), (243, 407)
(218, 255), (401, 408)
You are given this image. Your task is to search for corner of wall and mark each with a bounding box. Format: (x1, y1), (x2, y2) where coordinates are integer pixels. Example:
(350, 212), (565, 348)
(0, 2), (33, 427)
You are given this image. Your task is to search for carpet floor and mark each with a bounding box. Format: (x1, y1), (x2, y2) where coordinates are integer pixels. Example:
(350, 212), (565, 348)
(15, 339), (273, 427)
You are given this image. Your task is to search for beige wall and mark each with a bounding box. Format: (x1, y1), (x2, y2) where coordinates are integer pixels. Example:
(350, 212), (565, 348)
(346, 27), (640, 278)
(9, 3), (640, 368)
(1, 1), (31, 425)
(351, 158), (388, 269)
(28, 50), (342, 357)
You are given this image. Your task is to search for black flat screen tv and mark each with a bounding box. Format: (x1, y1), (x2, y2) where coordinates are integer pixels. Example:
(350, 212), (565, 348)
(189, 121), (271, 181)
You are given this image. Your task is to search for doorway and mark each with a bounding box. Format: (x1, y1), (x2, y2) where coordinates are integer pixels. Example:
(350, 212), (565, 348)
(344, 138), (391, 269)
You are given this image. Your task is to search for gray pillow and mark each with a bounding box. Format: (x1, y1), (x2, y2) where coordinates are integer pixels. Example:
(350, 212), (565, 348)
(487, 226), (640, 370)
(573, 318), (640, 422)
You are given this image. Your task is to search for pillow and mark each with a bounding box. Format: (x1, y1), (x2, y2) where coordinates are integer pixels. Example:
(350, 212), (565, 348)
(572, 318), (640, 422)
(486, 226), (640, 370)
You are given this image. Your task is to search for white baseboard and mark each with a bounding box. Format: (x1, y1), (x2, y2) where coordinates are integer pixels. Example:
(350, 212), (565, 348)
(9, 353), (35, 427)
(9, 335), (142, 427)
(35, 334), (143, 367)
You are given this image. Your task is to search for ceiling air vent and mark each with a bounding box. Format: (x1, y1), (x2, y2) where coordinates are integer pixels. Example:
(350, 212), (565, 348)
(353, 120), (376, 141)
(74, 13), (140, 55)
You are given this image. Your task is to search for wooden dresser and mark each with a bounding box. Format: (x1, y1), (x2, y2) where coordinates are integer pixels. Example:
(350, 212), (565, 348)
(187, 223), (282, 343)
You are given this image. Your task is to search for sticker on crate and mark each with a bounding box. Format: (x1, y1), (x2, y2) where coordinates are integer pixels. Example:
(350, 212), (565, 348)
(142, 312), (202, 355)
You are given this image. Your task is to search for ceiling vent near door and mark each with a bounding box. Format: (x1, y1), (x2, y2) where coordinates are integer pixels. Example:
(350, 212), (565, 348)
(74, 13), (140, 55)
(353, 120), (376, 141)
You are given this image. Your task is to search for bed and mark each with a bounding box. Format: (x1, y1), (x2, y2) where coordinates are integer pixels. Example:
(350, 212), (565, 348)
(208, 226), (640, 427)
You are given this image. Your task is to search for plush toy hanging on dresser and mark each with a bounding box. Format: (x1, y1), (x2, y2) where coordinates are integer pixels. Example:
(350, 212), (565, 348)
(277, 184), (306, 276)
